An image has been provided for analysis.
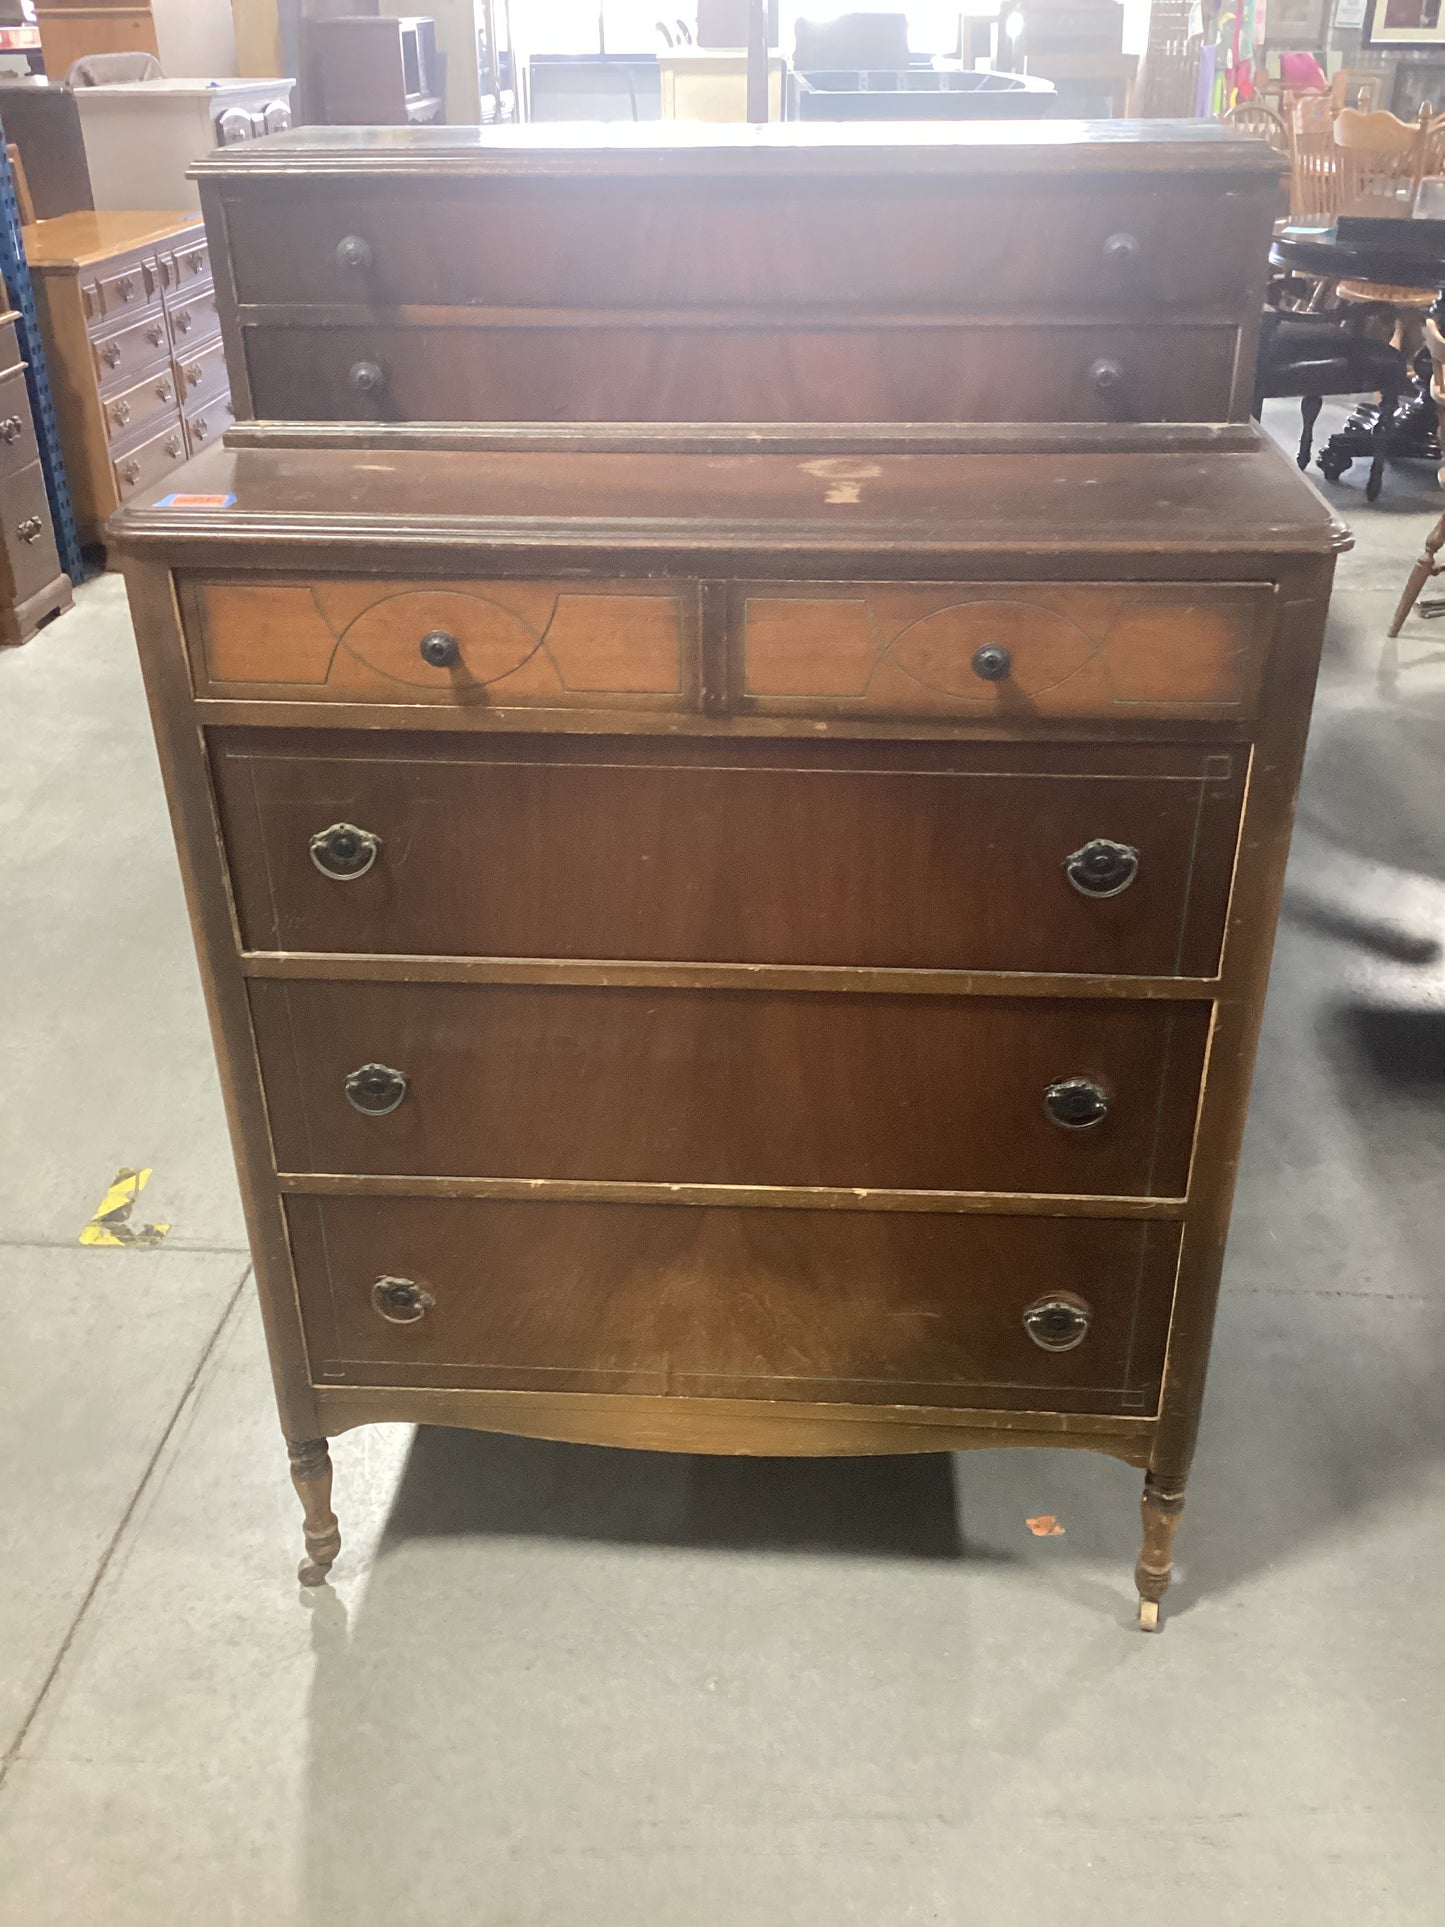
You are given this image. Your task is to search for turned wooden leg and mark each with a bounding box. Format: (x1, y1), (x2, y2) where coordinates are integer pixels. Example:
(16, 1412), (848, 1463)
(288, 1437), (341, 1587)
(1135, 1470), (1187, 1632)
(1388, 509), (1445, 636)
(1297, 393), (1323, 471)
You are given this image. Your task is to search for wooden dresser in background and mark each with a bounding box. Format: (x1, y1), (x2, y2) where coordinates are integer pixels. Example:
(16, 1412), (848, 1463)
(25, 210), (234, 551)
(113, 125), (1345, 1632)
(0, 309), (71, 645)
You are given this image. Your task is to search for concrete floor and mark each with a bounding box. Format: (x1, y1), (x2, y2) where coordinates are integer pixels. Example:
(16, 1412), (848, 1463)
(0, 404), (1442, 1925)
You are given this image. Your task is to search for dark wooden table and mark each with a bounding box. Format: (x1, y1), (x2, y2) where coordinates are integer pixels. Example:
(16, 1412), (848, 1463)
(1271, 200), (1445, 484)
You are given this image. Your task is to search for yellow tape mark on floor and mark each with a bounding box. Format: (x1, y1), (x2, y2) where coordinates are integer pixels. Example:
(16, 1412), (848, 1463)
(79, 1166), (171, 1248)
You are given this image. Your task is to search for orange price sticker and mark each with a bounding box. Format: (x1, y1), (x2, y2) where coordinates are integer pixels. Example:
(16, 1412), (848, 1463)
(1026, 1515), (1065, 1538)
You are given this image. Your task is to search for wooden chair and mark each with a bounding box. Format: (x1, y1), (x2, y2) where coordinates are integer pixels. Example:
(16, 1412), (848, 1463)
(1332, 108), (1437, 317)
(1388, 311), (1445, 632)
(1223, 101), (1289, 156)
(1288, 96), (1341, 220)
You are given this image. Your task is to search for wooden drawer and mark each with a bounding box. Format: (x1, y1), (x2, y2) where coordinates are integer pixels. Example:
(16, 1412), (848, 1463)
(221, 177), (1270, 319)
(734, 581), (1275, 722)
(287, 1194), (1179, 1415)
(102, 365), (180, 448)
(186, 578), (700, 710)
(240, 319), (1244, 426)
(166, 284), (222, 352)
(184, 396), (233, 455)
(0, 365), (40, 481)
(161, 240), (212, 299)
(0, 461), (61, 602)
(251, 981), (1210, 1198)
(112, 416), (188, 505)
(175, 336), (230, 410)
(91, 309), (170, 392)
(82, 255), (160, 326)
(214, 733), (1246, 979)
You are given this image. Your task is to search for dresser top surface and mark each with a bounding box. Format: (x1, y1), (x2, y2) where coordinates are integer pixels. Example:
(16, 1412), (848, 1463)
(22, 209), (202, 271)
(110, 436), (1348, 561)
(192, 119), (1282, 183)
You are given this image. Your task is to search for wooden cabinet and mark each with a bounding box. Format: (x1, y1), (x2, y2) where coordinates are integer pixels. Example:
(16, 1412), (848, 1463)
(114, 125), (1343, 1633)
(23, 210), (236, 548)
(0, 311), (71, 646)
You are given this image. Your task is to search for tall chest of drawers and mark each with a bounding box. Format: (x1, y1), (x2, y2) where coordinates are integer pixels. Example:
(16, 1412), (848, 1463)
(114, 125), (1346, 1631)
(25, 210), (235, 548)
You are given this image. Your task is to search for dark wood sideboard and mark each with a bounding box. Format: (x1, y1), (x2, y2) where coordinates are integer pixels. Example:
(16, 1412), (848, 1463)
(111, 124), (1345, 1632)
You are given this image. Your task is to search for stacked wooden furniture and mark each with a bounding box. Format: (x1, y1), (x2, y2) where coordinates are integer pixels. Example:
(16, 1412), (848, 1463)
(0, 308), (71, 645)
(309, 15), (445, 125)
(25, 209), (234, 548)
(113, 125), (1345, 1631)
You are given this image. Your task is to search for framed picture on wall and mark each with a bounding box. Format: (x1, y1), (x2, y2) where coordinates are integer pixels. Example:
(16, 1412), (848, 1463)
(1267, 0), (1330, 43)
(1391, 57), (1445, 113)
(1364, 0), (1445, 48)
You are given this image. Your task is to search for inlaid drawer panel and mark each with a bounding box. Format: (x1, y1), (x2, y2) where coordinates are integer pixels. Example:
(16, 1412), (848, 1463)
(222, 178), (1269, 317)
(214, 733), (1245, 978)
(103, 365), (181, 447)
(187, 578), (699, 709)
(91, 309), (171, 391)
(736, 581), (1275, 721)
(251, 981), (1210, 1197)
(240, 321), (1243, 426)
(287, 1194), (1180, 1415)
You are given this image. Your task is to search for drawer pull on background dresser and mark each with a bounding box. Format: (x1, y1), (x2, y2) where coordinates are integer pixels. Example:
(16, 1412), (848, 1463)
(1089, 357), (1125, 394)
(163, 435), (182, 460)
(111, 400), (132, 428)
(337, 235), (374, 272)
(344, 1063), (409, 1116)
(1103, 231), (1141, 266)
(146, 326), (165, 348)
(1043, 1078), (1111, 1129)
(17, 517), (42, 544)
(419, 629), (460, 668)
(1023, 1293), (1093, 1353)
(371, 1276), (434, 1325)
(970, 642), (1012, 682)
(309, 822), (382, 881)
(101, 342), (122, 369)
(348, 359), (386, 398)
(1064, 839), (1140, 899)
(117, 274), (135, 301)
(0, 416), (21, 444)
(119, 459), (141, 487)
(175, 311), (194, 334)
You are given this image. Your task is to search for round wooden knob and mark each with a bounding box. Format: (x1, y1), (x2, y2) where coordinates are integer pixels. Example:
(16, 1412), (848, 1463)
(348, 359), (386, 397)
(419, 629), (461, 668)
(1043, 1078), (1111, 1129)
(1089, 357), (1125, 393)
(971, 643), (1013, 682)
(1103, 231), (1141, 266)
(337, 234), (374, 271)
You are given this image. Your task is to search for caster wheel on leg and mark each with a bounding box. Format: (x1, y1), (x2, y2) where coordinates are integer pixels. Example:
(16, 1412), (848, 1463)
(1138, 1598), (1161, 1633)
(1317, 451), (1351, 485)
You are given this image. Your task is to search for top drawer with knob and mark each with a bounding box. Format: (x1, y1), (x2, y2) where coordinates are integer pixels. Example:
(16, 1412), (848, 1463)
(217, 176), (1273, 322)
(732, 581), (1276, 723)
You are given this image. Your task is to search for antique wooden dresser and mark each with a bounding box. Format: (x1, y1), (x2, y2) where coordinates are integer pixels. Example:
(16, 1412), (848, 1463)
(25, 209), (235, 549)
(113, 124), (1345, 1630)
